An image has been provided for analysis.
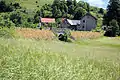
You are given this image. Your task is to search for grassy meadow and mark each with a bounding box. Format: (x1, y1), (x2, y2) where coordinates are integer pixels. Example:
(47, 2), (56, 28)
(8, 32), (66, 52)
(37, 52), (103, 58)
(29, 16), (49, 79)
(0, 28), (120, 80)
(7, 0), (53, 10)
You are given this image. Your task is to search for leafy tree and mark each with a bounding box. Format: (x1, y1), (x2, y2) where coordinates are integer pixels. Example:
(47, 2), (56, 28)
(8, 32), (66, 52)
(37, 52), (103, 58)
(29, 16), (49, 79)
(40, 4), (53, 18)
(10, 11), (22, 26)
(74, 7), (87, 19)
(41, 4), (52, 11)
(0, 1), (13, 12)
(64, 4), (68, 13)
(12, 3), (21, 9)
(4, 19), (15, 28)
(98, 8), (104, 14)
(55, 9), (62, 18)
(77, 1), (89, 11)
(103, 0), (120, 25)
(34, 10), (40, 23)
(0, 15), (15, 28)
(104, 19), (119, 37)
(68, 5), (75, 14)
(66, 14), (74, 19)
(103, 0), (120, 36)
(43, 10), (53, 17)
(52, 0), (61, 7)
(73, 0), (77, 6)
(90, 6), (100, 13)
(86, 3), (90, 12)
(67, 0), (72, 6)
(0, 0), (21, 12)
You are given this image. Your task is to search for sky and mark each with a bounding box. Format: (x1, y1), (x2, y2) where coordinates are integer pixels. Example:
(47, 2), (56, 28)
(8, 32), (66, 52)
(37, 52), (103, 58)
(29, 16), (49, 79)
(77, 0), (109, 9)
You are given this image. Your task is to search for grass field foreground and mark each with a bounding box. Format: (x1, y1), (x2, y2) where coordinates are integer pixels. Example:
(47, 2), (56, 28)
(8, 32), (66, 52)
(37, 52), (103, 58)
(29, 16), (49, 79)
(0, 36), (120, 80)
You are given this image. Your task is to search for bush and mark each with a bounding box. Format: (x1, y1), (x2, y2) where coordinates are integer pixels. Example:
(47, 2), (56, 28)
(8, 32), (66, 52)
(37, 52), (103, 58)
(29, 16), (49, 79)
(104, 19), (119, 37)
(0, 27), (16, 38)
(92, 27), (102, 32)
(0, 1), (14, 12)
(58, 34), (68, 42)
(58, 29), (72, 42)
(0, 15), (15, 28)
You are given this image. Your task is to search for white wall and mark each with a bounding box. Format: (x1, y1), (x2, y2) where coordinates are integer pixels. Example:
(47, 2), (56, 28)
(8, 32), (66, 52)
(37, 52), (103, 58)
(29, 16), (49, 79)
(78, 15), (97, 31)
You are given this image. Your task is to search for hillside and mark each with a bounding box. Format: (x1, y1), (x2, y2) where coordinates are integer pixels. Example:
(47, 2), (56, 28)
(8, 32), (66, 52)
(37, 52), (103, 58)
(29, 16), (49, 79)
(6, 0), (54, 10)
(0, 0), (105, 30)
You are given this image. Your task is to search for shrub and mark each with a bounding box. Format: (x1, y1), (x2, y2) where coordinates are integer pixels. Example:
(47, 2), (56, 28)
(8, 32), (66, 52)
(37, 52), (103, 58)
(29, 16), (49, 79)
(0, 15), (15, 28)
(58, 29), (72, 42)
(58, 34), (68, 42)
(12, 3), (21, 9)
(0, 1), (13, 12)
(104, 19), (119, 37)
(0, 27), (16, 38)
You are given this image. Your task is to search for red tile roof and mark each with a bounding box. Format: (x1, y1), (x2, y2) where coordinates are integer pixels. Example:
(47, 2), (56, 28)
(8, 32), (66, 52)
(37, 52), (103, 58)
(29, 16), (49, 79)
(41, 18), (55, 23)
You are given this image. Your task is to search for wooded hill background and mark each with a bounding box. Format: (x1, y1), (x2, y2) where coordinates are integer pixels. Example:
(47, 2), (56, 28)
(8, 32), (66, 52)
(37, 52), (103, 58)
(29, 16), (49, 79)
(0, 0), (105, 31)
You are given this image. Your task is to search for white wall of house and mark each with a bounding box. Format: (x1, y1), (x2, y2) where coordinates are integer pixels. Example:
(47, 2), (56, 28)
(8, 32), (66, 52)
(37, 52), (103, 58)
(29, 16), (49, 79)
(78, 15), (97, 31)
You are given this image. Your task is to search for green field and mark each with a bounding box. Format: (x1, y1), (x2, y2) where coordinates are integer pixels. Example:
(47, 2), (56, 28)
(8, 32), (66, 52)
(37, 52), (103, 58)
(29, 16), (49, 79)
(0, 36), (120, 80)
(7, 0), (53, 10)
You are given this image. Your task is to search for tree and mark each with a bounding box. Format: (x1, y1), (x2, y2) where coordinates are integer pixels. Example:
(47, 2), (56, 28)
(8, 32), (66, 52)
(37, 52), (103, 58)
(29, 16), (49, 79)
(43, 10), (53, 17)
(0, 1), (13, 12)
(68, 5), (75, 14)
(10, 12), (22, 26)
(56, 9), (62, 18)
(41, 4), (53, 17)
(104, 19), (119, 37)
(34, 10), (40, 23)
(73, 0), (77, 6)
(10, 10), (27, 27)
(74, 7), (87, 20)
(77, 1), (89, 11)
(98, 8), (104, 14)
(67, 0), (72, 6)
(52, 0), (60, 7)
(103, 0), (120, 36)
(12, 3), (21, 9)
(86, 3), (90, 12)
(103, 0), (120, 25)
(0, 15), (15, 28)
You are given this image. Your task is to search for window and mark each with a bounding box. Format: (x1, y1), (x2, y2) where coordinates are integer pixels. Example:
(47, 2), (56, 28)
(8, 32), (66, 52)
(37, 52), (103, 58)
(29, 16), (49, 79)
(83, 20), (85, 23)
(83, 26), (84, 28)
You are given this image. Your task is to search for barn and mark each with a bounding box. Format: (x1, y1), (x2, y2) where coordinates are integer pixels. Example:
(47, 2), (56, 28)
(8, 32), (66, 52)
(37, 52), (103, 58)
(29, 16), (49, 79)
(61, 13), (97, 31)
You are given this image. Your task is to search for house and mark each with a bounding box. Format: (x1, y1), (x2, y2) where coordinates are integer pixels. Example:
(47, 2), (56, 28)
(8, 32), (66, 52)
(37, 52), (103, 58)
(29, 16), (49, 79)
(38, 18), (55, 29)
(60, 18), (81, 30)
(40, 18), (55, 23)
(61, 13), (97, 31)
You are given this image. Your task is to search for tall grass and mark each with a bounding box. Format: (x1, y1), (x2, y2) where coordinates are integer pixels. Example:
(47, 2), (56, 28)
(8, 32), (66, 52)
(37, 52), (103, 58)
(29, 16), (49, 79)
(16, 28), (55, 40)
(16, 28), (103, 41)
(0, 27), (16, 38)
(0, 37), (120, 80)
(71, 31), (102, 40)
